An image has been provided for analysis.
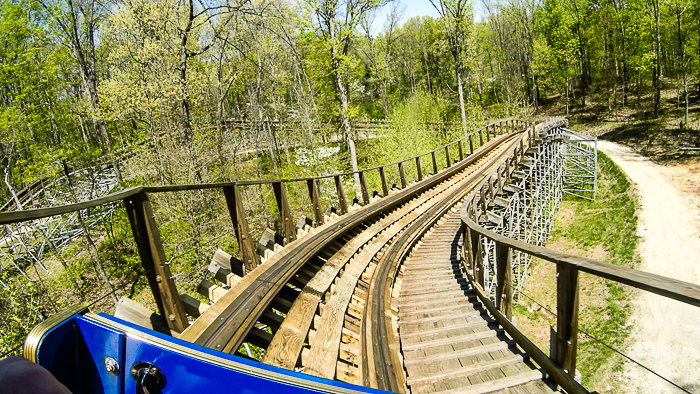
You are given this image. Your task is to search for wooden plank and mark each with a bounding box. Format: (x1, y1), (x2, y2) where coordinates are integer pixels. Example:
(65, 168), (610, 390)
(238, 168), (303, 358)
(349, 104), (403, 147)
(556, 264), (579, 376)
(406, 354), (525, 386)
(124, 192), (188, 333)
(223, 185), (258, 273)
(114, 297), (170, 334)
(307, 179), (325, 227)
(198, 279), (227, 302)
(213, 267), (242, 287)
(180, 294), (209, 317)
(336, 361), (360, 384)
(379, 166), (389, 196)
(496, 243), (513, 320)
(273, 182), (296, 243)
(334, 175), (348, 215)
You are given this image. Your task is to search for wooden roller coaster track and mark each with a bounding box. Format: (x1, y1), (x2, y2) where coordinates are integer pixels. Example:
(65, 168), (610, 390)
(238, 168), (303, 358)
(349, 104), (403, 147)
(6, 118), (700, 394)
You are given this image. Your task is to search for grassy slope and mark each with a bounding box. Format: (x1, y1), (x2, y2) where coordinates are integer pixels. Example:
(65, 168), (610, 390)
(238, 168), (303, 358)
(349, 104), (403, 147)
(514, 151), (639, 392)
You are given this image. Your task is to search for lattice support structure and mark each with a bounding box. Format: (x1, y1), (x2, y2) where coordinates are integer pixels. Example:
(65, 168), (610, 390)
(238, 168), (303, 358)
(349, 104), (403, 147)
(0, 167), (119, 285)
(480, 121), (597, 302)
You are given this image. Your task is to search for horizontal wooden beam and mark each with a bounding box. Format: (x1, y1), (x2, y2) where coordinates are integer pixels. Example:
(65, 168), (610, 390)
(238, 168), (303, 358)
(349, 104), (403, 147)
(461, 216), (700, 308)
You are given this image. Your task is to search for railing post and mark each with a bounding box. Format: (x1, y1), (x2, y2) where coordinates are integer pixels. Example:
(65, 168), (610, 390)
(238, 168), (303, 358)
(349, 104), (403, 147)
(307, 179), (324, 227)
(496, 165), (504, 190)
(487, 126), (491, 142)
(223, 185), (258, 273)
(470, 229), (484, 288)
(415, 157), (423, 181)
(379, 166), (389, 196)
(469, 135), (474, 153)
(495, 243), (512, 320)
(505, 156), (511, 181)
(431, 151), (438, 174)
(462, 222), (472, 269)
(458, 140), (464, 160)
(398, 162), (407, 188)
(556, 265), (579, 376)
(272, 182), (296, 244)
(124, 192), (188, 333)
(359, 171), (370, 204)
(444, 146), (451, 167)
(334, 175), (348, 215)
(479, 129), (484, 146)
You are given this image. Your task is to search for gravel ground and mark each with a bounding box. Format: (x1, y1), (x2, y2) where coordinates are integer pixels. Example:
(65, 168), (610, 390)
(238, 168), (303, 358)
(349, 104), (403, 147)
(597, 141), (700, 394)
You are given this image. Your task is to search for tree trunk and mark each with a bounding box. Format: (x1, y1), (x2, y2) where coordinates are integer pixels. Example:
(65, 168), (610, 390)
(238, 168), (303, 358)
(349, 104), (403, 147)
(62, 162), (117, 303)
(64, 0), (124, 187)
(3, 163), (22, 210)
(531, 60), (538, 110)
(330, 21), (360, 194)
(654, 0), (661, 118)
(422, 42), (433, 94)
(456, 63), (468, 138)
(177, 0), (196, 143)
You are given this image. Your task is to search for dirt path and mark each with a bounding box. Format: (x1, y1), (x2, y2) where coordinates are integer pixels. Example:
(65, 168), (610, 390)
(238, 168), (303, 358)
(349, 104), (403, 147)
(597, 141), (700, 393)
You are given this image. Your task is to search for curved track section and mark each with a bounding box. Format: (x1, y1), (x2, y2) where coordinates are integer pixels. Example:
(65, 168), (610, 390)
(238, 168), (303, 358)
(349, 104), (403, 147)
(176, 127), (567, 393)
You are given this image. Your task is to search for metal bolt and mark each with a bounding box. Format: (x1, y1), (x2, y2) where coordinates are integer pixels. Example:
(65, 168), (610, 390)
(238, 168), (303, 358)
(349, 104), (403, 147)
(566, 341), (572, 347)
(168, 314), (176, 322)
(104, 357), (120, 376)
(156, 275), (162, 283)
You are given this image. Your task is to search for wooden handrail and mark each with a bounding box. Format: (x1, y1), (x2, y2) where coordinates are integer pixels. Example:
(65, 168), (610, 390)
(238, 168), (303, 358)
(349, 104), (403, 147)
(461, 216), (700, 307)
(0, 119), (526, 225)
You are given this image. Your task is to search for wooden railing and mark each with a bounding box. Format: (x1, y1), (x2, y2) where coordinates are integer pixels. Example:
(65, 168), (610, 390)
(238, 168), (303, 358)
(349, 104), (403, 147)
(459, 117), (700, 394)
(0, 119), (527, 334)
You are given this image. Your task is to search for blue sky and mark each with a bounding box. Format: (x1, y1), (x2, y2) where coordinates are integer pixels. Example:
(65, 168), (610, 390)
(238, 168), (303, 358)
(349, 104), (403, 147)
(370, 0), (440, 34)
(370, 0), (486, 35)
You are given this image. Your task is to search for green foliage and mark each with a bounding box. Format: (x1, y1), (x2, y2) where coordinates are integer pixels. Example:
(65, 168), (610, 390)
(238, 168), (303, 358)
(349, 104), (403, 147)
(0, 273), (47, 355)
(367, 90), (457, 167)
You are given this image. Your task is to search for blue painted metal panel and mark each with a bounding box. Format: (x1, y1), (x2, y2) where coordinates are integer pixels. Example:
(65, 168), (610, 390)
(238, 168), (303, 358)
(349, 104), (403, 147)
(34, 313), (391, 394)
(36, 315), (125, 394)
